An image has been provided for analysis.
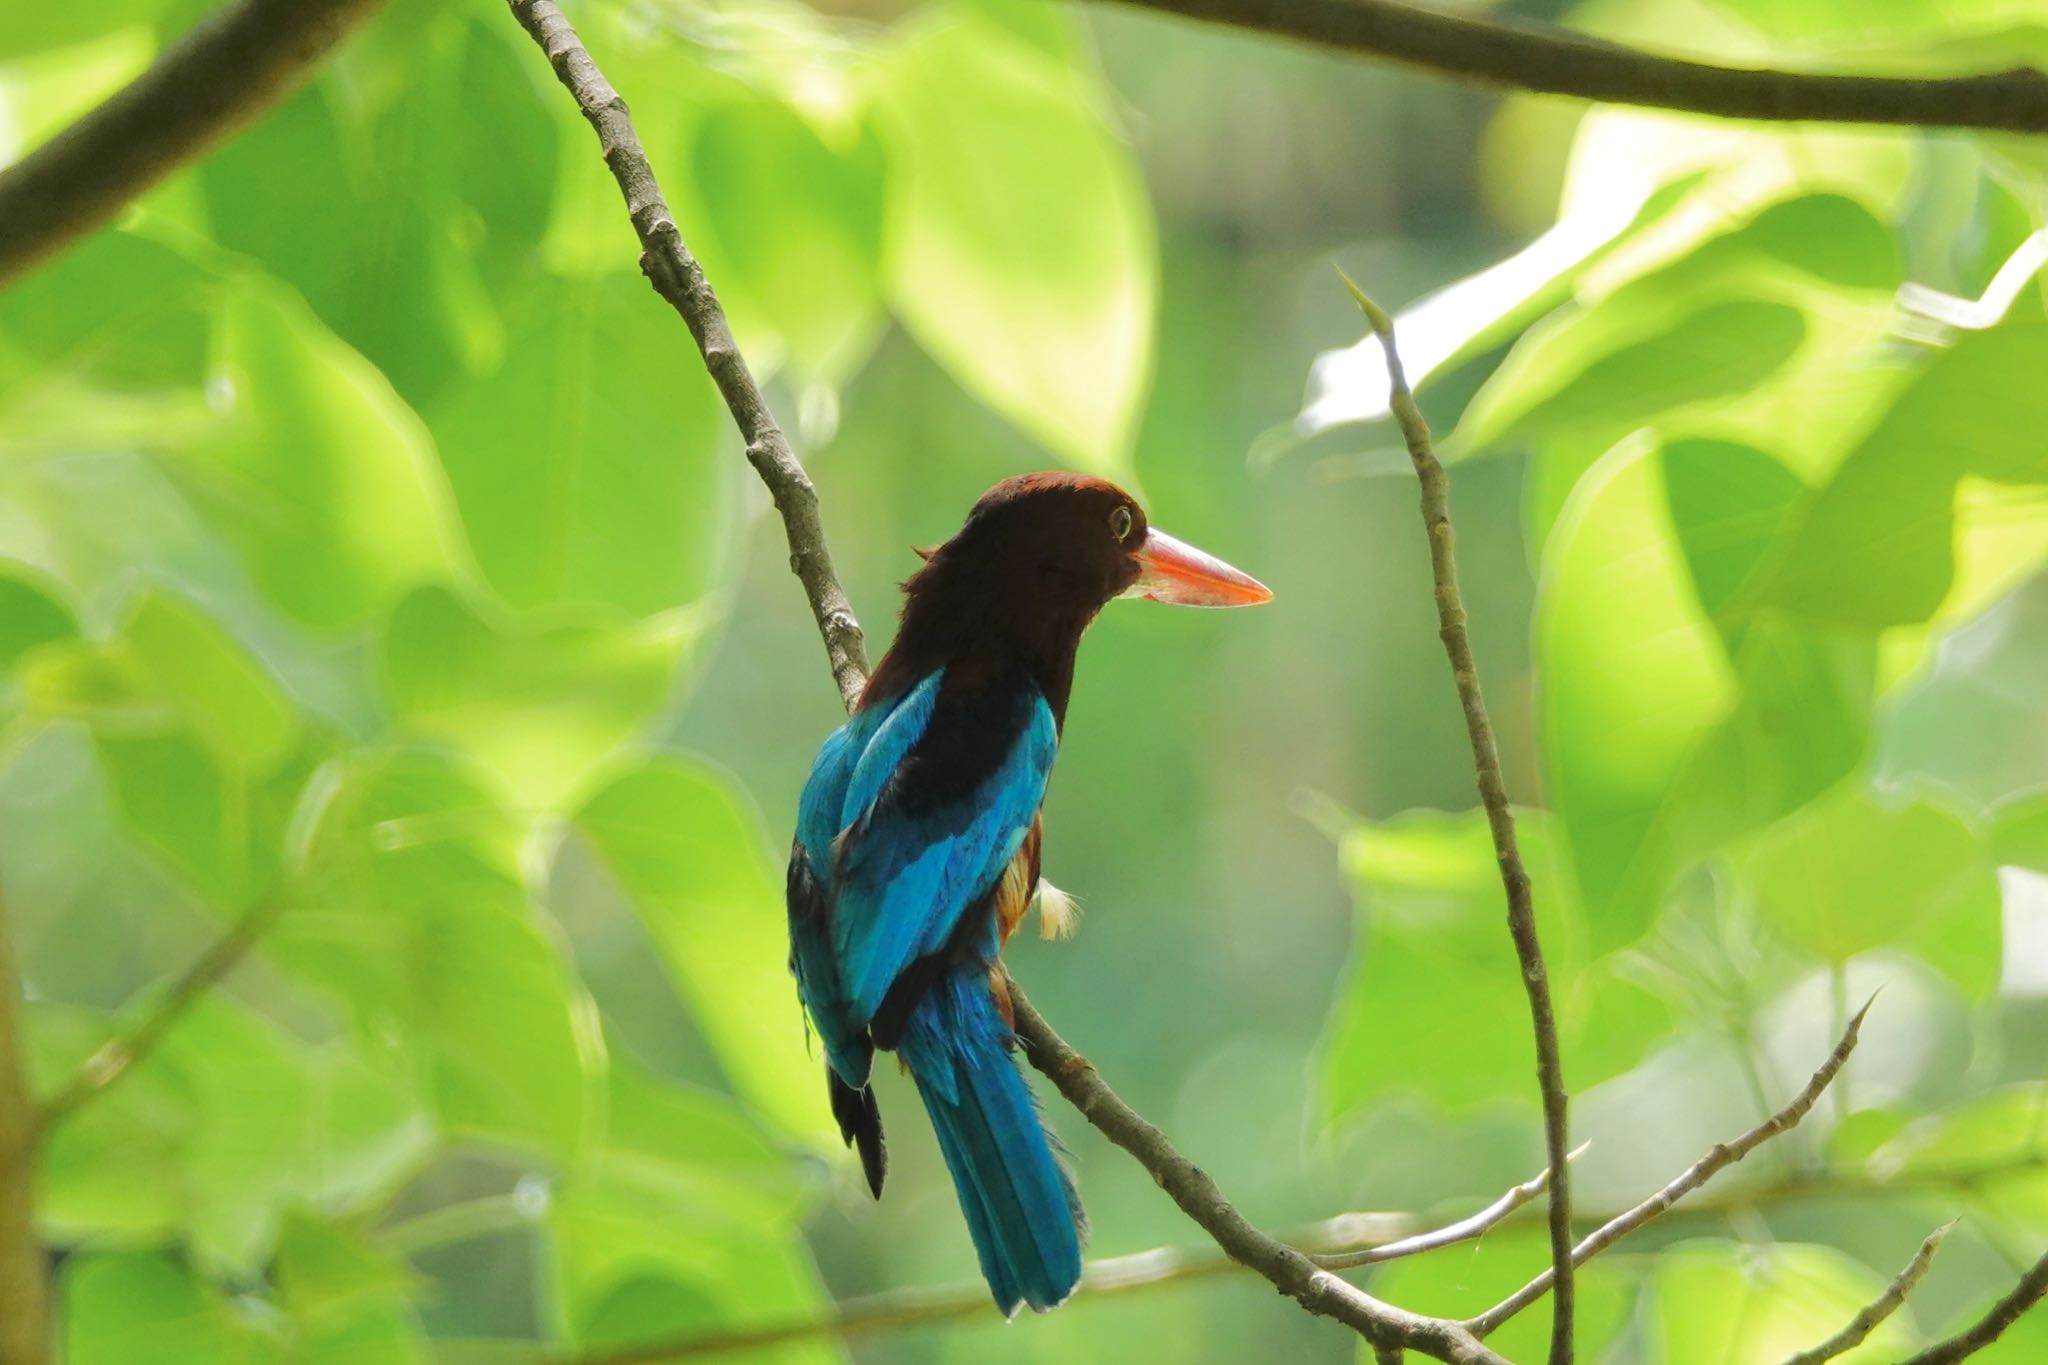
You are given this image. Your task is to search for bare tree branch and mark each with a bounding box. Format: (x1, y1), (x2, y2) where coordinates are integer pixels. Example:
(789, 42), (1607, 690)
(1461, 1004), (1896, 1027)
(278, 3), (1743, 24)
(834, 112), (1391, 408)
(504, 6), (1518, 1360)
(0, 0), (384, 291)
(1467, 997), (1872, 1337)
(35, 893), (284, 1138)
(505, 0), (867, 711)
(0, 889), (50, 1365)
(1008, 984), (1510, 1364)
(1314, 1144), (1588, 1271)
(1899, 1243), (2048, 1365)
(1342, 271), (1578, 1365)
(1783, 1223), (1951, 1365)
(1100, 0), (2048, 132)
(508, 1150), (2046, 1363)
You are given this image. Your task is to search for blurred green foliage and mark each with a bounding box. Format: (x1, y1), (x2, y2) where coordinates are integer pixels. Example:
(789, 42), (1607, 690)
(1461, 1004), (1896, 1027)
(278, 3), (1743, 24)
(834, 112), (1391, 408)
(2, 0), (2046, 1361)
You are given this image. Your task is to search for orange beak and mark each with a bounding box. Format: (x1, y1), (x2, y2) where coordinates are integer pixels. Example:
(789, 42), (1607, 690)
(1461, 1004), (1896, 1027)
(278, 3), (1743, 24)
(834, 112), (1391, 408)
(1122, 528), (1273, 607)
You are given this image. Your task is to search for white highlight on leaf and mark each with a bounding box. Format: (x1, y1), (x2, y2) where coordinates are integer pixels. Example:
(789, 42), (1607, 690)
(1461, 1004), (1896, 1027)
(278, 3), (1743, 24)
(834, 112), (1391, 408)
(1998, 865), (2048, 998)
(1898, 228), (2048, 333)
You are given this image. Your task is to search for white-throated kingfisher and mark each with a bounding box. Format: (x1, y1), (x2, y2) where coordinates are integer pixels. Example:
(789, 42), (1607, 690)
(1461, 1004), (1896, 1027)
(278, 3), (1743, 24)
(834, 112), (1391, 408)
(785, 473), (1271, 1315)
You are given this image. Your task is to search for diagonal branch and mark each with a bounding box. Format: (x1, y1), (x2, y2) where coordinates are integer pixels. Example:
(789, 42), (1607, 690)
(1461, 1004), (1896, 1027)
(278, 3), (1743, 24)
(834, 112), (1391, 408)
(1783, 1223), (1951, 1365)
(1008, 984), (1509, 1364)
(1099, 0), (2048, 133)
(35, 893), (285, 1138)
(506, 6), (1509, 1361)
(1342, 272), (1578, 1365)
(1314, 1144), (1587, 1271)
(0, 0), (385, 291)
(1467, 997), (1872, 1337)
(505, 0), (867, 711)
(1899, 1243), (2048, 1365)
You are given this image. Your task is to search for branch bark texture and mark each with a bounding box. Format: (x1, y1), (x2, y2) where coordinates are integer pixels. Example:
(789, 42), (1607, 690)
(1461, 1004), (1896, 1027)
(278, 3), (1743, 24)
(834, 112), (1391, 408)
(1342, 274), (1577, 1365)
(1009, 985), (1509, 1365)
(0, 892), (50, 1365)
(1102, 0), (2048, 132)
(1468, 998), (1871, 1337)
(1900, 1244), (2048, 1365)
(0, 0), (384, 291)
(506, 0), (868, 710)
(1783, 1223), (1949, 1365)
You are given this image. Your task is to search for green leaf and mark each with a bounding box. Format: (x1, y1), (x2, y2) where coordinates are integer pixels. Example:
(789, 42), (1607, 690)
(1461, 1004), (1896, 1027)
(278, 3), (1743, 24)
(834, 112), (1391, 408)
(278, 748), (598, 1158)
(0, 566), (77, 671)
(116, 587), (301, 777)
(198, 14), (560, 404)
(274, 1209), (421, 1327)
(1737, 785), (2001, 996)
(169, 278), (462, 630)
(1650, 1239), (1922, 1363)
(573, 757), (828, 1143)
(61, 1250), (279, 1365)
(427, 275), (734, 619)
(1538, 436), (1879, 944)
(1453, 195), (1901, 469)
(0, 1), (167, 59)
(1538, 440), (1737, 941)
(688, 94), (887, 385)
(1871, 1083), (2048, 1234)
(379, 586), (694, 811)
(1456, 299), (1806, 455)
(1759, 323), (2048, 631)
(1370, 1229), (1636, 1365)
(544, 1166), (831, 1358)
(1315, 806), (1667, 1124)
(33, 997), (321, 1273)
(873, 11), (1155, 476)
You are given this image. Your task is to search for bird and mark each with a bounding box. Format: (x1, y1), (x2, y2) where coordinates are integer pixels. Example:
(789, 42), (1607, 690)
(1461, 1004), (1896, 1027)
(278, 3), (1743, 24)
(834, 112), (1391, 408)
(784, 472), (1271, 1316)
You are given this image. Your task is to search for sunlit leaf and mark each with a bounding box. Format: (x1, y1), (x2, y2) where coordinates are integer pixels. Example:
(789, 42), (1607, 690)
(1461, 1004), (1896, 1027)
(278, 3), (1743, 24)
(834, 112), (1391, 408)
(428, 275), (733, 619)
(1650, 1239), (1923, 1363)
(1738, 785), (2001, 996)
(277, 748), (598, 1158)
(1315, 806), (1667, 1123)
(688, 93), (887, 385)
(171, 279), (463, 630)
(573, 757), (828, 1143)
(873, 11), (1155, 477)
(1759, 323), (2048, 630)
(61, 1250), (279, 1365)
(544, 1165), (831, 1358)
(0, 567), (76, 671)
(379, 586), (695, 811)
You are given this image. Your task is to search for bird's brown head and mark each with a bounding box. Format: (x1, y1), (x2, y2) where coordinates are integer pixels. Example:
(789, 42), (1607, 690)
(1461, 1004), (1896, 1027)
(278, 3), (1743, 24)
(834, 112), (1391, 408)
(866, 472), (1270, 717)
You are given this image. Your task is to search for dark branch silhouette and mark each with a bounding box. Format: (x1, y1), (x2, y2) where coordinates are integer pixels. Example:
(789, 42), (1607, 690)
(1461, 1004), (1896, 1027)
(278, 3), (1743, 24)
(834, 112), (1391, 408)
(1101, 0), (2048, 132)
(0, 0), (385, 290)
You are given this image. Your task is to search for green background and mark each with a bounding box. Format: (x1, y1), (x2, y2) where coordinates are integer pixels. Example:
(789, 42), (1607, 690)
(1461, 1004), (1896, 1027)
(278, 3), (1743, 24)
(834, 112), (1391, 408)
(2, 0), (2046, 1360)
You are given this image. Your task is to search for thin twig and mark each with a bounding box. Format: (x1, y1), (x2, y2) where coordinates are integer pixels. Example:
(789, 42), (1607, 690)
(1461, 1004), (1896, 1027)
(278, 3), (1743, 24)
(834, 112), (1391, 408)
(505, 0), (867, 711)
(34, 894), (284, 1138)
(1467, 998), (1873, 1337)
(1899, 1244), (2048, 1364)
(505, 8), (1514, 1361)
(1102, 0), (2048, 132)
(1782, 1223), (1952, 1365)
(1342, 270), (1578, 1365)
(0, 889), (51, 1364)
(1314, 1144), (1589, 1271)
(1009, 985), (1510, 1365)
(520, 1151), (2046, 1362)
(0, 0), (384, 290)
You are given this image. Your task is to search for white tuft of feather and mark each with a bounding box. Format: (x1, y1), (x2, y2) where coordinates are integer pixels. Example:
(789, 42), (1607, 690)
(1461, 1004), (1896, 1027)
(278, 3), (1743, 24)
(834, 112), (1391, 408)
(1034, 879), (1083, 941)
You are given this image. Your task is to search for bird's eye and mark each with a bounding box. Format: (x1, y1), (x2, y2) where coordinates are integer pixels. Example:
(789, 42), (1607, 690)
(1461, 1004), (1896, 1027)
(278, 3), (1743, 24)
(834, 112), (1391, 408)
(1109, 505), (1134, 542)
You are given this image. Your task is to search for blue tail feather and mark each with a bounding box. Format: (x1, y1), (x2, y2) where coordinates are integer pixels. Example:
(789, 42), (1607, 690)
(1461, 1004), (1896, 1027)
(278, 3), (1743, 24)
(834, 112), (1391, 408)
(900, 973), (1083, 1316)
